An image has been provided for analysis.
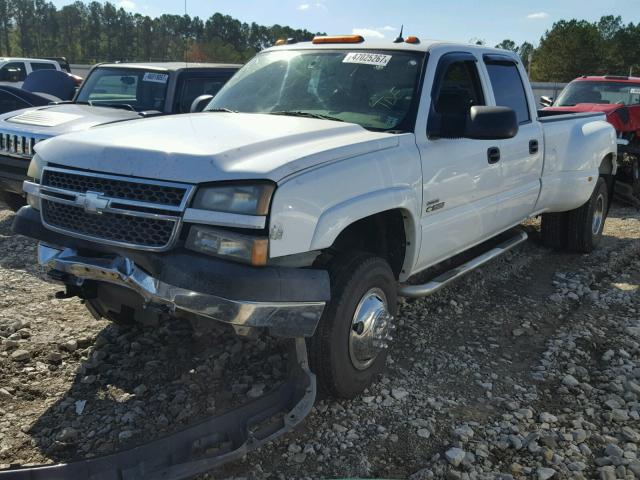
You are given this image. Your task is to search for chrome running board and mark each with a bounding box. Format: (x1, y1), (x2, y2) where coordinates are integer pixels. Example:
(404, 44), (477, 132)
(398, 230), (528, 298)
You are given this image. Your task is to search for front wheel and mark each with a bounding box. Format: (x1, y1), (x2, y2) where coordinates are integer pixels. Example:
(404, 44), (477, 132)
(308, 253), (397, 398)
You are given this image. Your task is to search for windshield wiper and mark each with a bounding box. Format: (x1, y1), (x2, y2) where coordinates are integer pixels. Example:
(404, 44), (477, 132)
(83, 100), (137, 112)
(268, 111), (345, 123)
(206, 107), (238, 113)
(103, 103), (136, 112)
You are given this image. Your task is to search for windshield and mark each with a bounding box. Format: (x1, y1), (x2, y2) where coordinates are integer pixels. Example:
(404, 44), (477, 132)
(76, 67), (169, 111)
(207, 49), (425, 132)
(555, 80), (640, 106)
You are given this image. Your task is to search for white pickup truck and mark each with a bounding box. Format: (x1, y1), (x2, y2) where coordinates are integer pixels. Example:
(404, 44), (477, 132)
(8, 35), (618, 478)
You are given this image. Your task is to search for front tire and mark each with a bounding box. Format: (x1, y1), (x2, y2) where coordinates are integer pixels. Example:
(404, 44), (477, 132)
(308, 253), (397, 398)
(566, 176), (608, 253)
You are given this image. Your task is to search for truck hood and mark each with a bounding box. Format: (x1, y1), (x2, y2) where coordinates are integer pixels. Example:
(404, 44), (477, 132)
(0, 103), (142, 137)
(35, 112), (400, 183)
(545, 103), (640, 134)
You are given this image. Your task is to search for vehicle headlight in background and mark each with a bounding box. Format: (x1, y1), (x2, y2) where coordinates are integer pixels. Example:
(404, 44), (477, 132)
(186, 226), (268, 266)
(192, 183), (275, 215)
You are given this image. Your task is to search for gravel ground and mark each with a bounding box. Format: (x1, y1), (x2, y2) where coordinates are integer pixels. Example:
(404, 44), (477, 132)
(1, 201), (639, 480)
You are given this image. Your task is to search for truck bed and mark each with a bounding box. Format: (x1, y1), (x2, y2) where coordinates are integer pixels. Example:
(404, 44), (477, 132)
(537, 110), (605, 122)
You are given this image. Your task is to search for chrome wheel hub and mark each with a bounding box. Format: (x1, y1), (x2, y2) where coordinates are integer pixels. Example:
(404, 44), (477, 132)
(592, 193), (605, 235)
(349, 287), (394, 370)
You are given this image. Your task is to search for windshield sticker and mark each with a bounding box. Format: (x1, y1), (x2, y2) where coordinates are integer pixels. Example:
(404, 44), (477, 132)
(143, 72), (169, 83)
(630, 88), (640, 94)
(343, 52), (392, 67)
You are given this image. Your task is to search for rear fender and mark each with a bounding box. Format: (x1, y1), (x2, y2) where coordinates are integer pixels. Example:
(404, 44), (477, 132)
(537, 119), (617, 212)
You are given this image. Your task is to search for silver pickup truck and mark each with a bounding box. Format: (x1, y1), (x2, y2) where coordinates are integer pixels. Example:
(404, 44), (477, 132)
(0, 62), (240, 210)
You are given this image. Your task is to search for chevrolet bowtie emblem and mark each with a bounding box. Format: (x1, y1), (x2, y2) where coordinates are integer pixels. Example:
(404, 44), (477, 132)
(77, 191), (109, 214)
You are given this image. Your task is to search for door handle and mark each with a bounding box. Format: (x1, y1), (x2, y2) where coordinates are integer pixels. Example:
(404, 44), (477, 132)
(487, 147), (500, 164)
(529, 139), (539, 154)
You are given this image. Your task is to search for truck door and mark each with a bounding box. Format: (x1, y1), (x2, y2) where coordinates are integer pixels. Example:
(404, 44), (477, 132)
(414, 51), (502, 272)
(481, 54), (543, 230)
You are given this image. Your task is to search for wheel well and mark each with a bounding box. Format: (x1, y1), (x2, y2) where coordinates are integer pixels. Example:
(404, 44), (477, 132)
(320, 210), (407, 279)
(598, 153), (616, 210)
(599, 153), (615, 176)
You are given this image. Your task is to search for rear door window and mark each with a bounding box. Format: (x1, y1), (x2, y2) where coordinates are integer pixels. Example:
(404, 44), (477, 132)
(175, 75), (229, 113)
(31, 62), (57, 71)
(484, 60), (531, 123)
(0, 62), (27, 82)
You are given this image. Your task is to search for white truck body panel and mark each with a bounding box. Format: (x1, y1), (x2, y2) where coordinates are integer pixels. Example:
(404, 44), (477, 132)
(535, 115), (617, 213)
(35, 113), (396, 183)
(269, 44), (617, 278)
(30, 40), (617, 282)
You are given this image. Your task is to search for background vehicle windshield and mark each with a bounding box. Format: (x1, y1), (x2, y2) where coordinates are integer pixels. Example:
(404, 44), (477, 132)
(207, 49), (425, 131)
(555, 80), (640, 106)
(76, 68), (169, 111)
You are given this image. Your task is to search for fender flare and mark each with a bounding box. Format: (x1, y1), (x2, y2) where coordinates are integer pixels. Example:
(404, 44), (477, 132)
(309, 187), (420, 275)
(599, 152), (617, 176)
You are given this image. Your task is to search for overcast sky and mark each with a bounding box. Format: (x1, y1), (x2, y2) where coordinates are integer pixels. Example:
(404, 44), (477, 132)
(50, 0), (640, 47)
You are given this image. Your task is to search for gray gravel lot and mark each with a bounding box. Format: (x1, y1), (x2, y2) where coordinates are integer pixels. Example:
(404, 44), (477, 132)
(0, 202), (639, 480)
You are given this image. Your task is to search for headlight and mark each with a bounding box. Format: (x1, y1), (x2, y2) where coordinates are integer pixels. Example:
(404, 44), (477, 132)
(186, 226), (268, 266)
(192, 183), (275, 215)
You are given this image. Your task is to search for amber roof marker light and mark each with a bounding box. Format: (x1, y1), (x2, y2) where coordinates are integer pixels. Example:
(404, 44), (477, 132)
(312, 35), (365, 44)
(405, 36), (420, 44)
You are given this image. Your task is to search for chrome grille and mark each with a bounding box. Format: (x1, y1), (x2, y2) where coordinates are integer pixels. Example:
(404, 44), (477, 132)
(42, 169), (188, 207)
(42, 200), (177, 249)
(38, 167), (194, 251)
(0, 132), (43, 158)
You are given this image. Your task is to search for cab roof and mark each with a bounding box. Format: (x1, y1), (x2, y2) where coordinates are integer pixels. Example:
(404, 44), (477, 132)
(574, 75), (640, 84)
(0, 57), (59, 63)
(95, 61), (242, 71)
(263, 37), (519, 59)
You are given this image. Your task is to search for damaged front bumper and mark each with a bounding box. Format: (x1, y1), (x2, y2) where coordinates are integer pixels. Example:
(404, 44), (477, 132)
(38, 243), (326, 338)
(0, 338), (316, 480)
(12, 206), (330, 338)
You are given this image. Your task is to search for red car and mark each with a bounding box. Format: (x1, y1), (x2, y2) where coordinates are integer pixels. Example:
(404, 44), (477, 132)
(543, 75), (640, 201)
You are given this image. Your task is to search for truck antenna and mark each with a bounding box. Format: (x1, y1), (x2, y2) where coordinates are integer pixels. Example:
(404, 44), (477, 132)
(394, 25), (404, 43)
(184, 0), (188, 66)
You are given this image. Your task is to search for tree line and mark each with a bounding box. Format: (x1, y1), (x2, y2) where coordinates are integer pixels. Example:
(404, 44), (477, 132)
(0, 2), (637, 82)
(0, 0), (322, 64)
(494, 15), (640, 82)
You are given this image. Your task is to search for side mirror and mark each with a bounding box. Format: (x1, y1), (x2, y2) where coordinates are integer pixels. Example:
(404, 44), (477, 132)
(465, 106), (518, 140)
(190, 94), (214, 113)
(539, 95), (553, 107)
